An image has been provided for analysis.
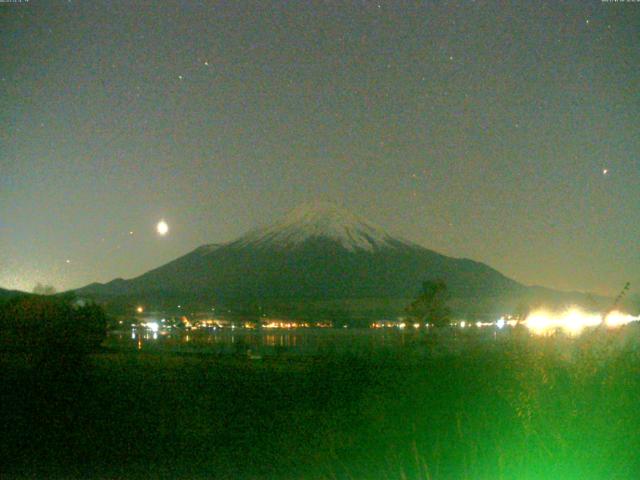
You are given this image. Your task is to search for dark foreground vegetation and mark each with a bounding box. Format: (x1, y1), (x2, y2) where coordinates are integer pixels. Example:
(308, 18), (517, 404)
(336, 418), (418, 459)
(2, 325), (640, 479)
(0, 294), (106, 356)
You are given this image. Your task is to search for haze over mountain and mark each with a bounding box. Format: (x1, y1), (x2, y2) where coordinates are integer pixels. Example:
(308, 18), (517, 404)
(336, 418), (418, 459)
(75, 203), (606, 319)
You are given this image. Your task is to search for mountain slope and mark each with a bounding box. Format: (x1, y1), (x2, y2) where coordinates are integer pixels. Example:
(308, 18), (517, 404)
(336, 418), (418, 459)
(75, 203), (601, 316)
(0, 287), (28, 301)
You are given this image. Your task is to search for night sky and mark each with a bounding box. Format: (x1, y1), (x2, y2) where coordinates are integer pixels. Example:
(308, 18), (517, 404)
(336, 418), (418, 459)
(1, 1), (638, 296)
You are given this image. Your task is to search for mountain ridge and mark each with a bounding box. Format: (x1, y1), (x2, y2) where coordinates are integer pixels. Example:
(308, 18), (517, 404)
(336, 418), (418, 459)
(74, 203), (608, 317)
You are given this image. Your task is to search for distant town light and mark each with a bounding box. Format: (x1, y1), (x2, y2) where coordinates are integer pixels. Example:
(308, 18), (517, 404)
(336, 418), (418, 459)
(605, 310), (640, 328)
(521, 307), (640, 336)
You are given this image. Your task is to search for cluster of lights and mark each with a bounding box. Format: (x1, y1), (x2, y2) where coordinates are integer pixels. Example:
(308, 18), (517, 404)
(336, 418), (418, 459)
(458, 317), (517, 329)
(263, 321), (310, 329)
(390, 310), (638, 337)
(371, 320), (432, 329)
(396, 322), (432, 329)
(131, 321), (162, 341)
(523, 308), (640, 337)
(129, 305), (637, 339)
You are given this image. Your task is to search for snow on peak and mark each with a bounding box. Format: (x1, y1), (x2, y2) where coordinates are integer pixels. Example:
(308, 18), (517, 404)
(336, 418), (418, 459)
(236, 202), (407, 251)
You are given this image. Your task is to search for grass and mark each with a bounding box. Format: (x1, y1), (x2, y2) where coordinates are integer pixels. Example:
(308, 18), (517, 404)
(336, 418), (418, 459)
(1, 327), (640, 479)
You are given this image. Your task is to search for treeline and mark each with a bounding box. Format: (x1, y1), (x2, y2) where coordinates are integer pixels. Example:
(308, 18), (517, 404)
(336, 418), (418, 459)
(0, 294), (107, 354)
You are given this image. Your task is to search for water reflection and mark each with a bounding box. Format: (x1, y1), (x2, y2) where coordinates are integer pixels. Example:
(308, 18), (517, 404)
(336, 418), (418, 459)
(264, 333), (298, 347)
(109, 327), (456, 356)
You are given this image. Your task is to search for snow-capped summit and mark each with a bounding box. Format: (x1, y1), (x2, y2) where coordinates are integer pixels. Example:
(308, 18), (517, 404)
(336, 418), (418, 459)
(235, 202), (409, 251)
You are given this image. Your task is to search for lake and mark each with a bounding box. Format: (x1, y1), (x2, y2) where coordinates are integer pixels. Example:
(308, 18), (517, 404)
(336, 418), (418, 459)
(106, 326), (513, 357)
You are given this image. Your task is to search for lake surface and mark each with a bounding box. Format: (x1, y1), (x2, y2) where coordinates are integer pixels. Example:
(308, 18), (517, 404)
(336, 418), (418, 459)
(106, 327), (508, 357)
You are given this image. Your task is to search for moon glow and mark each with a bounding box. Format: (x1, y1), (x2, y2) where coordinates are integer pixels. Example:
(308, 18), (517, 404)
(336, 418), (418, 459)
(156, 220), (169, 236)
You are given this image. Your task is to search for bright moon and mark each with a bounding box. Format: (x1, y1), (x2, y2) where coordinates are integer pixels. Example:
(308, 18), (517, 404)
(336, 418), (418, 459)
(156, 220), (169, 236)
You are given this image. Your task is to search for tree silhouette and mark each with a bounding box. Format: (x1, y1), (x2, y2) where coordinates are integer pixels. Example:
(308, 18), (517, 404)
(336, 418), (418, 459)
(514, 301), (531, 323)
(0, 295), (107, 354)
(405, 280), (451, 327)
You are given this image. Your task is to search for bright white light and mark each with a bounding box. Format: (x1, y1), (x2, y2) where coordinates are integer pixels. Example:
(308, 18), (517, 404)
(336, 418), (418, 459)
(136, 306), (144, 314)
(156, 220), (169, 236)
(523, 307), (605, 337)
(496, 318), (506, 329)
(563, 308), (601, 336)
(525, 310), (554, 336)
(460, 321), (466, 328)
(146, 322), (159, 333)
(604, 310), (640, 328)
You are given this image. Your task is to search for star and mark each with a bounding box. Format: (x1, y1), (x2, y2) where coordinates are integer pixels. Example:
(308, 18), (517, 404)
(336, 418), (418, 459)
(602, 168), (608, 175)
(65, 259), (71, 264)
(178, 75), (184, 80)
(204, 61), (209, 66)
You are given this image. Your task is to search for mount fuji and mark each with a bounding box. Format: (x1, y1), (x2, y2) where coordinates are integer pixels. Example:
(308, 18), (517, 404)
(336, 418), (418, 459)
(234, 202), (412, 252)
(74, 203), (600, 318)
